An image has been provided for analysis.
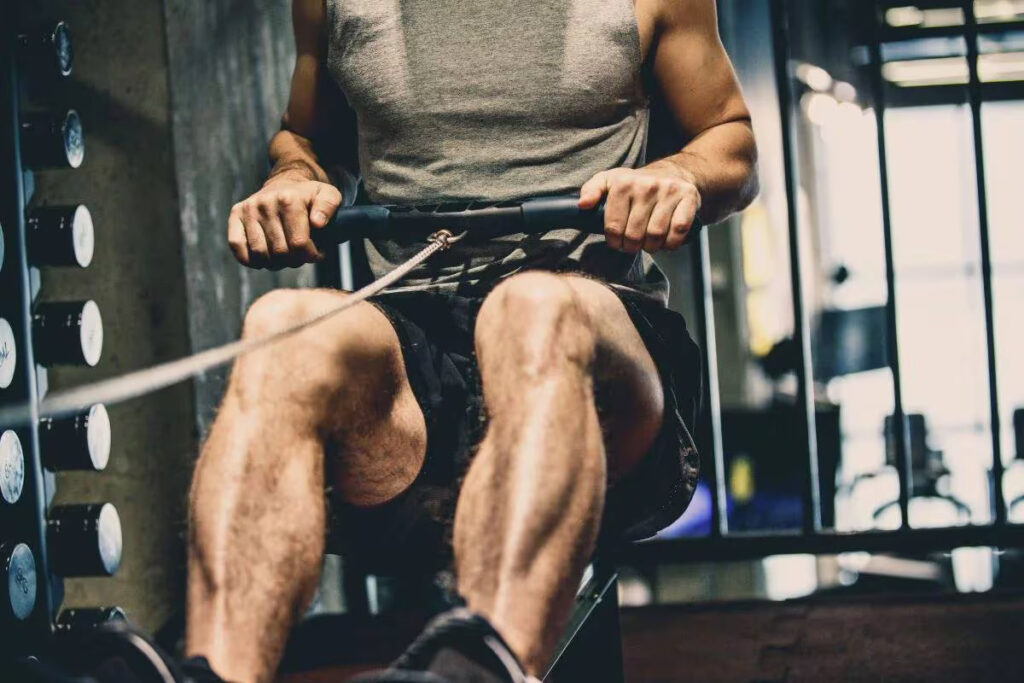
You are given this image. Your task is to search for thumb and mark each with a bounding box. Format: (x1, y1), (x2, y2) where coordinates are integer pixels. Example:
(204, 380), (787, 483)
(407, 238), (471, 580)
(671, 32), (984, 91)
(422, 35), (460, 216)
(308, 183), (343, 228)
(578, 172), (609, 209)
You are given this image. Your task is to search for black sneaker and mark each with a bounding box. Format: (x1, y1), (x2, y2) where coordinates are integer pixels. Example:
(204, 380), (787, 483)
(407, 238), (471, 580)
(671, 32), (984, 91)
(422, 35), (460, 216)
(352, 608), (537, 683)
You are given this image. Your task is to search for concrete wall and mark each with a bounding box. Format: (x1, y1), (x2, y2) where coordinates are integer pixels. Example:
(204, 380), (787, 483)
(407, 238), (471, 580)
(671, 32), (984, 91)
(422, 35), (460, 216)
(162, 0), (316, 435)
(29, 0), (195, 632)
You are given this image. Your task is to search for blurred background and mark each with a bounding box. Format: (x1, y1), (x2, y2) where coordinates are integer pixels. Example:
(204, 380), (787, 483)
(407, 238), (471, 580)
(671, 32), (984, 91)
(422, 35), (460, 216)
(2, 0), (1023, 680)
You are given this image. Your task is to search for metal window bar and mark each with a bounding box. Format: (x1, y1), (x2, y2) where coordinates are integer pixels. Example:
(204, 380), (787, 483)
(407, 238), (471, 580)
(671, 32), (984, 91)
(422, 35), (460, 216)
(869, 0), (914, 528)
(769, 0), (822, 534)
(963, 0), (1008, 527)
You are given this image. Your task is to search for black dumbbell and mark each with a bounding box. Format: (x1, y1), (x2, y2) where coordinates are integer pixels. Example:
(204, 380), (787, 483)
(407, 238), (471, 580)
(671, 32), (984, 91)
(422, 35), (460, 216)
(18, 20), (73, 80)
(56, 606), (128, 632)
(0, 429), (25, 505)
(27, 204), (95, 268)
(40, 404), (111, 472)
(21, 108), (84, 170)
(48, 503), (123, 577)
(2, 542), (37, 621)
(33, 300), (103, 367)
(0, 317), (15, 390)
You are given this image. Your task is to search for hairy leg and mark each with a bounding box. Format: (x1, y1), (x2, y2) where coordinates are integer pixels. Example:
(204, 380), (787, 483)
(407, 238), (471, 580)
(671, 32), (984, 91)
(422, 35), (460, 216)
(186, 290), (425, 683)
(454, 273), (663, 674)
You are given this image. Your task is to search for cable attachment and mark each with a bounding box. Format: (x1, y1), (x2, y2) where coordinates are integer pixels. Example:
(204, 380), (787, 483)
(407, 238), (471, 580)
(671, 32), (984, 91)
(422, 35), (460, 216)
(427, 229), (464, 250)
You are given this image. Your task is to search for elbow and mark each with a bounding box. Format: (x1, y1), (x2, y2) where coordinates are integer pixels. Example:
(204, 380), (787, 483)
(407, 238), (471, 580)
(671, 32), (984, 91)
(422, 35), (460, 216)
(732, 131), (760, 213)
(738, 160), (759, 212)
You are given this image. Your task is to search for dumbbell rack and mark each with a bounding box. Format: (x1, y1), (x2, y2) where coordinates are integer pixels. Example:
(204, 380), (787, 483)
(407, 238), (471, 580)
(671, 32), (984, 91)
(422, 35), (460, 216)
(0, 0), (55, 660)
(1, 2), (120, 663)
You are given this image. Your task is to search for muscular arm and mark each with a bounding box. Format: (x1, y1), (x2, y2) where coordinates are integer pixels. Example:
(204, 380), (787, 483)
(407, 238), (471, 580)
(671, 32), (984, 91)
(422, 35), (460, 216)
(647, 0), (758, 223)
(268, 0), (331, 184)
(227, 0), (343, 268)
(580, 0), (758, 253)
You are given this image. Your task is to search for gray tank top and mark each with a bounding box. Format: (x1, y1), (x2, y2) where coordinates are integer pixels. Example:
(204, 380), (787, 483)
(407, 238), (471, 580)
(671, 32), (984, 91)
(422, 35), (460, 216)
(325, 0), (668, 303)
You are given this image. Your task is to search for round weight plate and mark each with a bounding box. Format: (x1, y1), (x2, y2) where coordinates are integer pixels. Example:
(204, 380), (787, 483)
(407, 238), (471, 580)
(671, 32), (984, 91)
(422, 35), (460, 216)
(72, 205), (95, 268)
(0, 318), (15, 389)
(0, 430), (24, 505)
(80, 300), (103, 367)
(53, 21), (73, 77)
(97, 503), (122, 576)
(63, 110), (84, 169)
(6, 543), (37, 621)
(87, 404), (111, 471)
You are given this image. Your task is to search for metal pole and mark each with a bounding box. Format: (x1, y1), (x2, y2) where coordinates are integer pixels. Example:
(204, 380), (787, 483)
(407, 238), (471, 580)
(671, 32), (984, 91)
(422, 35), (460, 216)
(963, 1), (1007, 526)
(692, 231), (728, 536)
(868, 0), (913, 527)
(769, 0), (822, 533)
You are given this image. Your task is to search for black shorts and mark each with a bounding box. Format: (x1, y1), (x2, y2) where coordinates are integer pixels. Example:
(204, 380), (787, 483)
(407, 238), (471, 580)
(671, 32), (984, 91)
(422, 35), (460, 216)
(329, 284), (702, 572)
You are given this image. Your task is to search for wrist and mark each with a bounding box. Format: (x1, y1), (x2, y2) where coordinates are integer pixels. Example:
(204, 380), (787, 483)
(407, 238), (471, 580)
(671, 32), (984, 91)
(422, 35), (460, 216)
(644, 159), (703, 211)
(266, 161), (325, 186)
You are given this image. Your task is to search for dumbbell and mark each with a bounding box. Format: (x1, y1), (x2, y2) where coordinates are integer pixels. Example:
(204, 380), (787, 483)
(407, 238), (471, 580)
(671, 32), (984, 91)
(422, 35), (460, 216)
(1, 542), (37, 622)
(33, 300), (103, 367)
(27, 204), (95, 269)
(0, 430), (25, 506)
(48, 503), (122, 577)
(0, 317), (15, 390)
(56, 606), (127, 632)
(40, 404), (111, 472)
(21, 108), (84, 170)
(18, 20), (73, 81)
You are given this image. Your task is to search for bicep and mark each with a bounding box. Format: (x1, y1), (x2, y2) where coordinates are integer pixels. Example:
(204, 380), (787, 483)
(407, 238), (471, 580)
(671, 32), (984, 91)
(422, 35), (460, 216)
(651, 0), (750, 139)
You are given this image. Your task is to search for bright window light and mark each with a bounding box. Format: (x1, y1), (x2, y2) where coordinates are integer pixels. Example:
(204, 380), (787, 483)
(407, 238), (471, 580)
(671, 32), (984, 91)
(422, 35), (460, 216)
(885, 6), (965, 28)
(795, 62), (833, 91)
(883, 52), (1024, 86)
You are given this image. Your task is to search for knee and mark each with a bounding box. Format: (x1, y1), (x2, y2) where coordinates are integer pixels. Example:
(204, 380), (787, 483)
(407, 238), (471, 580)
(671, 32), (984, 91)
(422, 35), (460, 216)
(476, 272), (596, 370)
(242, 289), (321, 339)
(237, 289), (396, 398)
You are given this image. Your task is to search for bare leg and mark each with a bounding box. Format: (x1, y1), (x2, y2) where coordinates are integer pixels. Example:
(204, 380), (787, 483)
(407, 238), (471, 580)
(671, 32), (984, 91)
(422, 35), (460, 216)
(454, 273), (664, 674)
(186, 289), (426, 683)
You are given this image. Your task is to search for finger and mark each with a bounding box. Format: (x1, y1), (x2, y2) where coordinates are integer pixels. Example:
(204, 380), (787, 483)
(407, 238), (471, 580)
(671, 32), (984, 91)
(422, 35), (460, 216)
(309, 183), (342, 228)
(578, 171), (610, 209)
(241, 207), (270, 268)
(642, 194), (678, 253)
(280, 194), (323, 264)
(664, 196), (698, 251)
(227, 207), (249, 265)
(603, 179), (631, 251)
(256, 206), (290, 271)
(622, 182), (657, 254)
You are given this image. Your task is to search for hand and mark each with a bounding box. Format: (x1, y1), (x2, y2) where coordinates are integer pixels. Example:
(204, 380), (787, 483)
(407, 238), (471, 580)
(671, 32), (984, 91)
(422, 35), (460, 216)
(578, 166), (701, 253)
(227, 177), (342, 269)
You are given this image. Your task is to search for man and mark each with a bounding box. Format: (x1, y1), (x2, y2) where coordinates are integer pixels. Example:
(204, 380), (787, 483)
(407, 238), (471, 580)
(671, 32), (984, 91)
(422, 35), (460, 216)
(185, 0), (757, 681)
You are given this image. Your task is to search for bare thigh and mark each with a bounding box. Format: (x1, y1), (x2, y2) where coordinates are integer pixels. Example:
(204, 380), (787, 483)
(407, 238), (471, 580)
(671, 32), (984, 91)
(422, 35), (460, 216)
(239, 288), (428, 507)
(561, 276), (665, 482)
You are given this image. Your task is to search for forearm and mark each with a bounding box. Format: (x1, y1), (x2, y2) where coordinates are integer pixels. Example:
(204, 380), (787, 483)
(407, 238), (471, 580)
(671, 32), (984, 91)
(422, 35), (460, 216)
(644, 120), (759, 226)
(267, 129), (331, 185)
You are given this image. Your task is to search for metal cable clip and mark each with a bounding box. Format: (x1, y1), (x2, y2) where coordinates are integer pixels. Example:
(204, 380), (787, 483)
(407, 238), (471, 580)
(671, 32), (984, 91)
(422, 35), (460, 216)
(427, 229), (465, 250)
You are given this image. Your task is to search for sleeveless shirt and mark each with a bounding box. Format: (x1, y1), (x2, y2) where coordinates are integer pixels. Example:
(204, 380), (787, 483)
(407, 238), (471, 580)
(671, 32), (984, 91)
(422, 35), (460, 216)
(325, 0), (669, 304)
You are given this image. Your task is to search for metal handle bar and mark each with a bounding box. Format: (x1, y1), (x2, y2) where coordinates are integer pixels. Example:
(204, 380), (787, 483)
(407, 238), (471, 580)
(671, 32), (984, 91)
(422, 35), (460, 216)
(313, 195), (605, 246)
